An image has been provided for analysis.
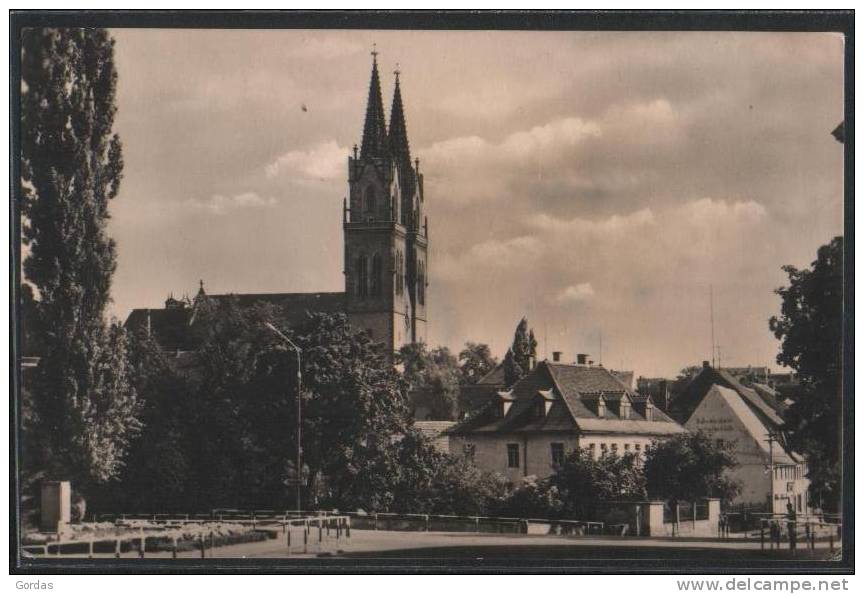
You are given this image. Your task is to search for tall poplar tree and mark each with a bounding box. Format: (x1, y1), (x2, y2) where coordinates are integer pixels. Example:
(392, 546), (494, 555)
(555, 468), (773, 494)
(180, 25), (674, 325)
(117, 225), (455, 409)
(21, 28), (140, 488)
(503, 318), (538, 387)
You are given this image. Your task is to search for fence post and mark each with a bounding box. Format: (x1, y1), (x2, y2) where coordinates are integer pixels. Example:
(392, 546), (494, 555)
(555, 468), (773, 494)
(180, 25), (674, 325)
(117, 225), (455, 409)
(172, 536), (178, 559)
(346, 517), (351, 539)
(287, 525), (291, 556)
(115, 538), (121, 559)
(475, 517), (480, 533)
(88, 539), (93, 559)
(425, 515), (430, 532)
(374, 512), (379, 531)
(829, 530), (834, 552)
(760, 523), (765, 550)
(303, 521), (308, 553)
(199, 534), (205, 558)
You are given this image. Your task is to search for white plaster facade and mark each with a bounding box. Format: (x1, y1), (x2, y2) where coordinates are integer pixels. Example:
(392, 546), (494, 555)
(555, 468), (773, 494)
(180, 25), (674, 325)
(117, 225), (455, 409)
(684, 385), (809, 514)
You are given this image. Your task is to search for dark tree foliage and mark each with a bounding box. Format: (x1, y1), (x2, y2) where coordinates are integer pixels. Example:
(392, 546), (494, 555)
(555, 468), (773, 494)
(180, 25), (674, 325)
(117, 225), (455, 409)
(458, 342), (498, 385)
(496, 476), (564, 519)
(551, 449), (646, 519)
(20, 28), (139, 489)
(643, 432), (740, 505)
(397, 343), (461, 420)
(769, 236), (844, 510)
(99, 303), (505, 514)
(503, 318), (538, 387)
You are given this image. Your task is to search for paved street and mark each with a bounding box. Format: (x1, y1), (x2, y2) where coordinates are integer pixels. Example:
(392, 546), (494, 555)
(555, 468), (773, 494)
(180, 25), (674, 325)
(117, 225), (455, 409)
(52, 529), (831, 561)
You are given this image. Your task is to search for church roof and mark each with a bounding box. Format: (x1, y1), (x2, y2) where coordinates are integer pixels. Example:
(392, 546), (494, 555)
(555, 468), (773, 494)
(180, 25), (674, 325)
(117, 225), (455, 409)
(360, 53), (388, 159)
(124, 291), (346, 352)
(124, 307), (195, 351)
(201, 291), (345, 325)
(388, 72), (411, 164)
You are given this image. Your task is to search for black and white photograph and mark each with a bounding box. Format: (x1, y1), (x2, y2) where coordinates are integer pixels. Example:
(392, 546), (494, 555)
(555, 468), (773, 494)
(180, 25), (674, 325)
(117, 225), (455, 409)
(9, 10), (854, 574)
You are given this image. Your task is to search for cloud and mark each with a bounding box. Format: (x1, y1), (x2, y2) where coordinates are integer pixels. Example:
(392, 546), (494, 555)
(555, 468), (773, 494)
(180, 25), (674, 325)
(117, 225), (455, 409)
(184, 192), (277, 215)
(530, 207), (656, 236)
(556, 283), (595, 303)
(265, 140), (348, 181)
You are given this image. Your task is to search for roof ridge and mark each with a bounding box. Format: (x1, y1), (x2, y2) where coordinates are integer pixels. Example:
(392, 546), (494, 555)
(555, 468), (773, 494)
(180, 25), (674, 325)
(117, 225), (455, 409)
(544, 361), (583, 427)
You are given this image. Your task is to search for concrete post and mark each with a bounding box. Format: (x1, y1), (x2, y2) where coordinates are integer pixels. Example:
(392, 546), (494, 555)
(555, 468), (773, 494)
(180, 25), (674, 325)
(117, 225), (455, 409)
(642, 501), (665, 537)
(40, 481), (71, 533)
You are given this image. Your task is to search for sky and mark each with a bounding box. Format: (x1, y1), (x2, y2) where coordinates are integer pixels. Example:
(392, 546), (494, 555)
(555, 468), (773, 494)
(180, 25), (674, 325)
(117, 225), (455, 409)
(106, 29), (845, 378)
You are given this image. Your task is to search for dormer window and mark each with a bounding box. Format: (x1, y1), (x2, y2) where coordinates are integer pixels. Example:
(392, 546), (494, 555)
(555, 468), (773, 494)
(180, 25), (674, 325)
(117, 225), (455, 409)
(597, 397), (606, 419)
(620, 399), (631, 420)
(496, 391), (515, 418)
(645, 402), (654, 422)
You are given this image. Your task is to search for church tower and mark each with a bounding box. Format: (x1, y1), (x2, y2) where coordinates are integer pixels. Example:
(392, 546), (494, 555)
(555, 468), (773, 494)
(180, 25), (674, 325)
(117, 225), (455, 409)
(344, 50), (429, 352)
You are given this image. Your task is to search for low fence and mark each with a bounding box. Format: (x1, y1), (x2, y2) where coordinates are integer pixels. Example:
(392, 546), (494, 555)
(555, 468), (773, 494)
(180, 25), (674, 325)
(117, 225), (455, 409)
(23, 515), (351, 558)
(342, 512), (604, 536)
(756, 517), (842, 554)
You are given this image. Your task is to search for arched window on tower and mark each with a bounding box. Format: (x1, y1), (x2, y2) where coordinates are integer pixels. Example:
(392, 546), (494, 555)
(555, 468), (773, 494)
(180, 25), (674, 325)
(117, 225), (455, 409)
(365, 185), (376, 220)
(371, 253), (382, 297)
(357, 254), (368, 298)
(395, 250), (404, 295)
(418, 259), (425, 305)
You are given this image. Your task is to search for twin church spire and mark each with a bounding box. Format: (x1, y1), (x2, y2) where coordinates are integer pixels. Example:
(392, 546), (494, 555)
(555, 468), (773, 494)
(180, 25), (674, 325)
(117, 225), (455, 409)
(359, 48), (411, 167)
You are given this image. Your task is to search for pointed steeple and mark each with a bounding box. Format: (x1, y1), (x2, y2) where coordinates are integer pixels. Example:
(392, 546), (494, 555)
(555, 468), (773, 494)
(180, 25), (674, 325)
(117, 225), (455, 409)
(388, 66), (411, 167)
(360, 47), (388, 159)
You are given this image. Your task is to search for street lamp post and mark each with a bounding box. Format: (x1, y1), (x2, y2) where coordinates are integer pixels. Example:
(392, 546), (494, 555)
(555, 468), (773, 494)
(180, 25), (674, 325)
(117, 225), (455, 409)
(264, 322), (303, 513)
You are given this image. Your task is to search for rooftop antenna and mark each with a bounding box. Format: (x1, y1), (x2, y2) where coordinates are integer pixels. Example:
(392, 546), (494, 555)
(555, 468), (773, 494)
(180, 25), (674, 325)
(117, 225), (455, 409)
(544, 319), (548, 361)
(599, 330), (603, 366)
(710, 284), (716, 367)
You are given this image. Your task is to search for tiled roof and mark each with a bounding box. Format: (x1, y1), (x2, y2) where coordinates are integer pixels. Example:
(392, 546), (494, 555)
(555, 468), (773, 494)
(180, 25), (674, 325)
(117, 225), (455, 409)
(671, 365), (785, 428)
(448, 360), (683, 436)
(124, 307), (194, 351)
(202, 292), (345, 326)
(476, 363), (506, 386)
(125, 291), (347, 353)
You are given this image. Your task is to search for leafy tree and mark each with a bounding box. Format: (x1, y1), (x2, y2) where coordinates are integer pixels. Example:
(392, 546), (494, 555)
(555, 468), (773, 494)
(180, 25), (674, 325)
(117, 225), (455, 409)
(397, 343), (461, 420)
(769, 236), (844, 511)
(643, 432), (740, 507)
(20, 28), (140, 490)
(503, 318), (538, 386)
(458, 342), (498, 385)
(551, 449), (646, 519)
(497, 476), (563, 519)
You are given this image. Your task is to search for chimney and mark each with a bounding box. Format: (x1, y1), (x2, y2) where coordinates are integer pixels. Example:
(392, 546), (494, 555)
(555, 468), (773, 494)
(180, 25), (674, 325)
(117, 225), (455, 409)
(552, 351), (562, 363)
(588, 359), (595, 367)
(576, 353), (588, 365)
(528, 354), (537, 371)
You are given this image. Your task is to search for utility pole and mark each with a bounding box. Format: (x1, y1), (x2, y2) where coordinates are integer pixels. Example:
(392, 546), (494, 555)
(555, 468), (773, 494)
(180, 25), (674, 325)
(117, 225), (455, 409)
(265, 322), (303, 513)
(710, 285), (716, 367)
(766, 432), (778, 515)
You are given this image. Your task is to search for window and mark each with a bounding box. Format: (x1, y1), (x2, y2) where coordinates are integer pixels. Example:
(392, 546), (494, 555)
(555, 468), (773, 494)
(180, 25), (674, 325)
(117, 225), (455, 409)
(551, 443), (565, 466)
(635, 444), (641, 452)
(463, 443), (476, 462)
(600, 443), (608, 454)
(597, 399), (606, 418)
(371, 253), (382, 297)
(624, 444), (630, 451)
(357, 255), (368, 298)
(418, 260), (426, 305)
(507, 444), (520, 468)
(611, 443), (619, 454)
(395, 250), (404, 295)
(365, 185), (376, 217)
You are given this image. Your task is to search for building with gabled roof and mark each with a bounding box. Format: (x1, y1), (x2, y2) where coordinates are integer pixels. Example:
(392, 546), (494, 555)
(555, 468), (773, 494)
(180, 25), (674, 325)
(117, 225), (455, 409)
(672, 362), (810, 513)
(447, 360), (685, 482)
(125, 51), (429, 355)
